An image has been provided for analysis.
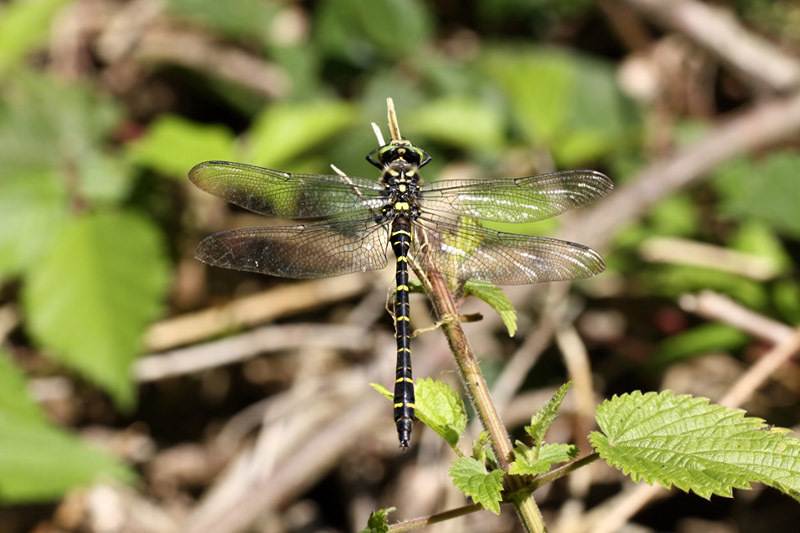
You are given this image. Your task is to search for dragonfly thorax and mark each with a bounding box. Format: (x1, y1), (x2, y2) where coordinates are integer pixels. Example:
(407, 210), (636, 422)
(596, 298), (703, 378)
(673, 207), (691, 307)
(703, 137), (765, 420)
(379, 160), (422, 222)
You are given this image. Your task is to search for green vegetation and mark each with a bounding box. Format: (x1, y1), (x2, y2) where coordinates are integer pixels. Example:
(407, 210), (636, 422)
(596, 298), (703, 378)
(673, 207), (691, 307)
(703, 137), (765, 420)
(2, 0), (800, 531)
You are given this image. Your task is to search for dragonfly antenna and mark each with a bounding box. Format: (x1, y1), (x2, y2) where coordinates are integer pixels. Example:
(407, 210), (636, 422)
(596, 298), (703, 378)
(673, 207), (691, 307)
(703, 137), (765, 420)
(386, 97), (402, 142)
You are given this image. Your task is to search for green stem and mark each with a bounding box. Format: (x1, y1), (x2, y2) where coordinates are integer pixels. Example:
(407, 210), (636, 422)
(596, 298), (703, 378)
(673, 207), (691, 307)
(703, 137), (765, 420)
(389, 503), (485, 532)
(414, 266), (546, 533)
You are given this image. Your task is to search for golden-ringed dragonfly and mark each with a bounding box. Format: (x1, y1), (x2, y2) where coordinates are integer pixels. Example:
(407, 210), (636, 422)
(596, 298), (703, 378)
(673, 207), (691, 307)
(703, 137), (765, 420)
(189, 137), (612, 448)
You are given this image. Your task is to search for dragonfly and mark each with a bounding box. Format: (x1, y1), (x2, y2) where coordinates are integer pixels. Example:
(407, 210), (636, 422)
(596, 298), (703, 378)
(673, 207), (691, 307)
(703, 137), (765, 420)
(189, 137), (612, 448)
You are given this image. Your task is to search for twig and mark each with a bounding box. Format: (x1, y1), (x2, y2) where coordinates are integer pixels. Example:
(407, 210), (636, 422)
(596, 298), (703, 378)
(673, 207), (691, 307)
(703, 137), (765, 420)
(145, 275), (370, 352)
(560, 88), (800, 250)
(679, 291), (793, 344)
(622, 0), (800, 92)
(640, 237), (780, 280)
(136, 323), (373, 382)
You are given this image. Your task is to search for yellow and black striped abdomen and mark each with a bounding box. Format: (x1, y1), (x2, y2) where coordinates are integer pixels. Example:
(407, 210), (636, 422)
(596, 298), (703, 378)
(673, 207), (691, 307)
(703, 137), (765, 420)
(390, 219), (414, 448)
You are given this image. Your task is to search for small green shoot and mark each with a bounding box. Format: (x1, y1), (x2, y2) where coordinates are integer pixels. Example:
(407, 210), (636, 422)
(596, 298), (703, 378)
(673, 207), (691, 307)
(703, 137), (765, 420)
(463, 281), (517, 337)
(372, 378), (468, 450)
(449, 457), (505, 515)
(359, 507), (395, 533)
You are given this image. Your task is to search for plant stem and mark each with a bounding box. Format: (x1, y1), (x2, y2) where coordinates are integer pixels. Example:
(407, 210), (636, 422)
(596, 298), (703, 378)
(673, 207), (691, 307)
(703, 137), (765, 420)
(385, 97), (545, 532)
(416, 266), (546, 533)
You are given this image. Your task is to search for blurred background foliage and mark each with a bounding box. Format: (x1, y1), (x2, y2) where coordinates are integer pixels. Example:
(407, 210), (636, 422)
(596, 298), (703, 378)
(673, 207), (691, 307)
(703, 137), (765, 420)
(1, 0), (800, 531)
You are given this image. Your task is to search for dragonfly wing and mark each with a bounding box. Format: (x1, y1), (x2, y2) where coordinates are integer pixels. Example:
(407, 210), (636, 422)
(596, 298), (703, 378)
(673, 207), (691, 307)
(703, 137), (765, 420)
(195, 219), (390, 278)
(414, 216), (604, 285)
(189, 161), (385, 219)
(420, 170), (612, 223)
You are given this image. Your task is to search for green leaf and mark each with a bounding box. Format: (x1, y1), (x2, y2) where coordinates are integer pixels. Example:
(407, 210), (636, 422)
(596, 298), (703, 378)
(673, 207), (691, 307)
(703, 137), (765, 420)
(415, 378), (468, 448)
(654, 323), (749, 366)
(127, 115), (236, 177)
(729, 220), (791, 276)
(714, 153), (800, 238)
(0, 169), (68, 277)
(370, 383), (393, 401)
(0, 349), (46, 423)
(0, 0), (70, 79)
(0, 74), (129, 205)
(371, 379), (467, 447)
(509, 442), (578, 475)
(316, 0), (432, 64)
(22, 212), (170, 408)
(525, 382), (571, 447)
(243, 101), (355, 169)
(0, 351), (134, 503)
(407, 97), (504, 151)
(590, 391), (800, 500)
(0, 415), (134, 503)
(463, 282), (517, 337)
(359, 507), (395, 533)
(449, 457), (505, 514)
(166, 0), (278, 42)
(481, 46), (636, 165)
(646, 265), (766, 310)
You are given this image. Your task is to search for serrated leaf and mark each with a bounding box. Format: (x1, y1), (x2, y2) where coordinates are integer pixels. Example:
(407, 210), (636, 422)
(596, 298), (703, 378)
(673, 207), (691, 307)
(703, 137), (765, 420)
(22, 212), (170, 408)
(525, 382), (571, 447)
(127, 115), (235, 177)
(243, 101), (355, 169)
(415, 378), (467, 447)
(0, 415), (133, 503)
(509, 442), (578, 475)
(590, 391), (800, 500)
(449, 457), (504, 514)
(372, 379), (467, 448)
(463, 281), (517, 337)
(359, 507), (395, 533)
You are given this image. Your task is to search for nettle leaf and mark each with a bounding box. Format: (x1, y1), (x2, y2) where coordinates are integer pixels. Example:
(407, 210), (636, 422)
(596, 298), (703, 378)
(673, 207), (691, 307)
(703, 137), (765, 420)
(463, 281), (517, 337)
(359, 507), (395, 533)
(526, 382), (571, 447)
(371, 379), (467, 448)
(449, 457), (504, 515)
(415, 378), (467, 448)
(510, 442), (578, 476)
(590, 391), (800, 500)
(22, 212), (170, 408)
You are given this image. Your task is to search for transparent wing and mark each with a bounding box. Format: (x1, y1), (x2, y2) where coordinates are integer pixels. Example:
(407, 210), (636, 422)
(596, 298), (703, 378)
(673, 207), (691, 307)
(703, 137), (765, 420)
(195, 219), (391, 278)
(420, 170), (612, 223)
(189, 161), (385, 219)
(413, 215), (605, 285)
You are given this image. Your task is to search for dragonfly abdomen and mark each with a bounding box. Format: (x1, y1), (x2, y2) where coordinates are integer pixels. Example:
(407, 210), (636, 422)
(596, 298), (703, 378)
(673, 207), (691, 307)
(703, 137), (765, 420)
(391, 219), (415, 448)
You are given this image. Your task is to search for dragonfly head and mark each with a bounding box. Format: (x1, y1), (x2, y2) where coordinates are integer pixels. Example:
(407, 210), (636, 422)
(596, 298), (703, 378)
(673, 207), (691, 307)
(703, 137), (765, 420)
(367, 140), (431, 170)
